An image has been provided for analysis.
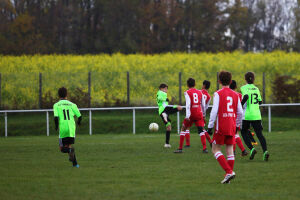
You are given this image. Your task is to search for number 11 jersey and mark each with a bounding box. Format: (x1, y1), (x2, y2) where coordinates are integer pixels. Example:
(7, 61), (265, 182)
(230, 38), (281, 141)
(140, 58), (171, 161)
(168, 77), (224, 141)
(53, 100), (81, 138)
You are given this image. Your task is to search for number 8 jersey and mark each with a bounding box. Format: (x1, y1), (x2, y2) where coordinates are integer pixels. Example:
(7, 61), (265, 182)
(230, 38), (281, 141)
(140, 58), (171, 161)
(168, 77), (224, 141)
(53, 100), (81, 138)
(185, 88), (205, 120)
(240, 84), (262, 120)
(208, 88), (243, 136)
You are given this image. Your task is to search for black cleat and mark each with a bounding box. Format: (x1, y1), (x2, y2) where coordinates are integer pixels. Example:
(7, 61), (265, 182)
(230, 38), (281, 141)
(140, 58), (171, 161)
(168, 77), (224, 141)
(241, 150), (248, 157)
(174, 149), (183, 153)
(250, 148), (257, 160)
(203, 149), (208, 153)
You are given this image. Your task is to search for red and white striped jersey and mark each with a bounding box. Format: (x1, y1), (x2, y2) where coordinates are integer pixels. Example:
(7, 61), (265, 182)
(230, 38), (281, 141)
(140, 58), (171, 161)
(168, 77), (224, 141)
(208, 87), (243, 136)
(201, 89), (211, 116)
(185, 88), (205, 120)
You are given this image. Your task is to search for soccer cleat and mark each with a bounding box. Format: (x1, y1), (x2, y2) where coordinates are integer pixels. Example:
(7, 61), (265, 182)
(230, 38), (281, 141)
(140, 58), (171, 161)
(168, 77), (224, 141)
(73, 164), (80, 168)
(263, 151), (270, 161)
(251, 142), (258, 146)
(221, 171), (235, 184)
(251, 132), (255, 136)
(164, 144), (171, 148)
(174, 149), (183, 153)
(241, 150), (248, 157)
(203, 149), (208, 153)
(249, 148), (257, 160)
(184, 145), (190, 148)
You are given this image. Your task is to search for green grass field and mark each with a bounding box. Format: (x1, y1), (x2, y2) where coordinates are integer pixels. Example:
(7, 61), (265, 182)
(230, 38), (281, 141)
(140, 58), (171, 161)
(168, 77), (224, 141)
(0, 131), (299, 200)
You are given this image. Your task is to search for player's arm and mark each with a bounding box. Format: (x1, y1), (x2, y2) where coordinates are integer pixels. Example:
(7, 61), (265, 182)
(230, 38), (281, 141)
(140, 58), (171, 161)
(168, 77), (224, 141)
(185, 92), (191, 119)
(241, 94), (248, 106)
(72, 104), (82, 125)
(236, 97), (243, 128)
(53, 104), (59, 131)
(257, 90), (263, 105)
(207, 92), (219, 135)
(205, 98), (211, 112)
(201, 94), (206, 117)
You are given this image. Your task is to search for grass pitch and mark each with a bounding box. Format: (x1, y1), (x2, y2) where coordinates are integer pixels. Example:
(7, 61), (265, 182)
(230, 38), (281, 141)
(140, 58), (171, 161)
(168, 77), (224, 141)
(0, 131), (299, 200)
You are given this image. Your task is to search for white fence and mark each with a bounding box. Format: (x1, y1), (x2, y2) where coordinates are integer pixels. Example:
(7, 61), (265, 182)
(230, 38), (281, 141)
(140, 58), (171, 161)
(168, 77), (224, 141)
(0, 103), (300, 137)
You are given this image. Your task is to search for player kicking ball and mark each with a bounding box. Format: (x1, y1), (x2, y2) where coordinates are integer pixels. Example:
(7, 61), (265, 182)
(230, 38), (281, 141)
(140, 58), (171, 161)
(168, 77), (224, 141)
(174, 78), (206, 153)
(157, 83), (182, 148)
(53, 87), (82, 168)
(207, 71), (243, 184)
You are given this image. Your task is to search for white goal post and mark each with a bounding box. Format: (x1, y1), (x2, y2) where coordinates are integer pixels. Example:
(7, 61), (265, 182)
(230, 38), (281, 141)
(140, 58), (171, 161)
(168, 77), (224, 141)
(0, 103), (299, 137)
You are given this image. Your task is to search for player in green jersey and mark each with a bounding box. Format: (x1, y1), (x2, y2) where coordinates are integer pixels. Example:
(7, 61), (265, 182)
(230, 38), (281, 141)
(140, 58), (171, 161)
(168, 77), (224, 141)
(53, 87), (82, 167)
(240, 72), (269, 161)
(157, 83), (182, 148)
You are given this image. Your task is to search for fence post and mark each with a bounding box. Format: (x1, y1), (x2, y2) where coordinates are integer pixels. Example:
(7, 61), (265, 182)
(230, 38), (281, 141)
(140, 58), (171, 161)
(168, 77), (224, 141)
(39, 73), (42, 108)
(179, 72), (182, 105)
(216, 72), (219, 90)
(263, 72), (266, 104)
(89, 109), (92, 135)
(5, 112), (7, 137)
(0, 73), (1, 109)
(88, 71), (91, 108)
(46, 111), (49, 136)
(268, 105), (271, 133)
(127, 72), (130, 105)
(133, 108), (136, 134)
(177, 112), (180, 134)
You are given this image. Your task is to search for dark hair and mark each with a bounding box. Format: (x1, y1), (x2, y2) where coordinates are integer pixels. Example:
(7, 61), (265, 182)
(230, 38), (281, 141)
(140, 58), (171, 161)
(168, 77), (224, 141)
(187, 78), (195, 88)
(203, 80), (211, 89)
(58, 87), (67, 98)
(229, 80), (237, 90)
(219, 71), (232, 86)
(159, 83), (168, 89)
(245, 72), (255, 84)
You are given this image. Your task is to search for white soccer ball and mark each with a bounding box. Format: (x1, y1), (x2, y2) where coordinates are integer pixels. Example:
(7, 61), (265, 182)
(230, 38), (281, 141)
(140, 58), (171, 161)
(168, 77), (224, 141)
(149, 123), (159, 132)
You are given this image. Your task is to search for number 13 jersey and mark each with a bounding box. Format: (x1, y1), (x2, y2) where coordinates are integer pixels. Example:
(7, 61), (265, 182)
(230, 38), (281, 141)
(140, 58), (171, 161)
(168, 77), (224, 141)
(208, 88), (243, 136)
(241, 84), (262, 120)
(53, 100), (81, 138)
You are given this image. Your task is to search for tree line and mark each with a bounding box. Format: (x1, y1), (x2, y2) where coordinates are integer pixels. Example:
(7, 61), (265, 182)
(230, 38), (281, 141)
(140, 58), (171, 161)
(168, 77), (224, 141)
(1, 0), (300, 55)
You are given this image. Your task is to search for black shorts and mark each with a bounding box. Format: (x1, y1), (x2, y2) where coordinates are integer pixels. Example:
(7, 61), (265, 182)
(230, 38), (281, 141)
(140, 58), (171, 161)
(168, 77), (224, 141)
(242, 120), (263, 132)
(160, 106), (179, 125)
(59, 137), (75, 147)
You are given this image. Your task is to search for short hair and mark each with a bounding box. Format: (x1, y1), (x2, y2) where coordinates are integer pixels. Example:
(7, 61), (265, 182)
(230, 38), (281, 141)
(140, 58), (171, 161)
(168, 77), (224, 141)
(58, 87), (67, 98)
(229, 80), (237, 90)
(187, 78), (195, 88)
(159, 83), (168, 89)
(245, 72), (255, 84)
(219, 71), (232, 86)
(203, 80), (210, 89)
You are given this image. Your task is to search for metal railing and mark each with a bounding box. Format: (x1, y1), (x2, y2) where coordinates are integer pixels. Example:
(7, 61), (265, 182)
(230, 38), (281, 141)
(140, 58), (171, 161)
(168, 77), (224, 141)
(0, 103), (299, 137)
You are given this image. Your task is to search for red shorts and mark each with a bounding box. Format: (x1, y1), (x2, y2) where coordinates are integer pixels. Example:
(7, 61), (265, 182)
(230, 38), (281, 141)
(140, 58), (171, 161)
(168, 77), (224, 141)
(183, 118), (204, 128)
(212, 133), (235, 145)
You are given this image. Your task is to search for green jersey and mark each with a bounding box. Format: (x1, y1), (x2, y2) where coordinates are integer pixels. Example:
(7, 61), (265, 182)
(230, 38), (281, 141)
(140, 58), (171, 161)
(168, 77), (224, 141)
(53, 99), (81, 138)
(241, 84), (262, 120)
(156, 90), (168, 115)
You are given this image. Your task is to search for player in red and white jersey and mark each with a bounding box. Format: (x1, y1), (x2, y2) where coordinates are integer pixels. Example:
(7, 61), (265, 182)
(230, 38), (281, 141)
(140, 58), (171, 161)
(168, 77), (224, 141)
(174, 78), (206, 153)
(207, 71), (243, 184)
(229, 80), (248, 156)
(201, 80), (213, 145)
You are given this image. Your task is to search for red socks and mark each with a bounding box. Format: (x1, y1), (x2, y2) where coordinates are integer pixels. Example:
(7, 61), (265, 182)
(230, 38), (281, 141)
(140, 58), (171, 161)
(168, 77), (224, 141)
(214, 151), (232, 174)
(227, 155), (235, 170)
(235, 134), (245, 152)
(185, 130), (190, 146)
(179, 131), (185, 149)
(200, 132), (207, 150)
(205, 131), (212, 144)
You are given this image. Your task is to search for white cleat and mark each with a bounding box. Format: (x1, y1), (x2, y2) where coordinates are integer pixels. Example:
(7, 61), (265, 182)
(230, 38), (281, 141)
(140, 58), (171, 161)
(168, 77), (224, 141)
(164, 144), (171, 148)
(221, 171), (235, 184)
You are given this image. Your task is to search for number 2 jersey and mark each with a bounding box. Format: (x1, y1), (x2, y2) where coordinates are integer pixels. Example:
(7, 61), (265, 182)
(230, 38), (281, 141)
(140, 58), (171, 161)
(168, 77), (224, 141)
(185, 88), (205, 120)
(53, 100), (81, 138)
(208, 88), (243, 136)
(241, 84), (262, 120)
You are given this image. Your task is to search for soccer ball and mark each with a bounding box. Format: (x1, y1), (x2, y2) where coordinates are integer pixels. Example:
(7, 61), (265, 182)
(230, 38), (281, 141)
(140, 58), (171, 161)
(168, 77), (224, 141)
(149, 123), (159, 132)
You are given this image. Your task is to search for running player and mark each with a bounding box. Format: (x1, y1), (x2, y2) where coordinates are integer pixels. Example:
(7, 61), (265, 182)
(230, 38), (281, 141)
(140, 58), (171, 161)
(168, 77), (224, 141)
(157, 83), (182, 148)
(207, 71), (243, 184)
(174, 78), (206, 153)
(240, 72), (269, 161)
(53, 87), (81, 167)
(229, 80), (248, 156)
(201, 80), (213, 145)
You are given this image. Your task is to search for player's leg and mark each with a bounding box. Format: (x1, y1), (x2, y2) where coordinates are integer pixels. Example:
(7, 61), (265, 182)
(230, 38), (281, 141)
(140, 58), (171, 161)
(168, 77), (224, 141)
(160, 111), (172, 148)
(184, 129), (191, 147)
(174, 126), (186, 153)
(198, 126), (208, 153)
(59, 137), (79, 167)
(248, 129), (257, 145)
(205, 131), (213, 145)
(241, 121), (257, 160)
(252, 120), (269, 161)
(235, 133), (248, 156)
